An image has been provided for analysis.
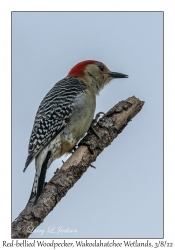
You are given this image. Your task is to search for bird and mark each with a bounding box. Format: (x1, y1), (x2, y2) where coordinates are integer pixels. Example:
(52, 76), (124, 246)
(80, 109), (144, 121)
(23, 60), (128, 204)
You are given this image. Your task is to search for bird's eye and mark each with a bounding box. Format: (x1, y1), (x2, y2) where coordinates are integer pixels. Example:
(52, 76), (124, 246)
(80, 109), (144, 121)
(98, 65), (104, 71)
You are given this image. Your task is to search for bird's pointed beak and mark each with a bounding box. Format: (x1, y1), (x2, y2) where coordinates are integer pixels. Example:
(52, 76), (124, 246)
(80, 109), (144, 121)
(107, 72), (128, 78)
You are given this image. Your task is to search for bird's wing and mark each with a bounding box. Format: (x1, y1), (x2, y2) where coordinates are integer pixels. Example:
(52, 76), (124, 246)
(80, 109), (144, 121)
(23, 77), (86, 171)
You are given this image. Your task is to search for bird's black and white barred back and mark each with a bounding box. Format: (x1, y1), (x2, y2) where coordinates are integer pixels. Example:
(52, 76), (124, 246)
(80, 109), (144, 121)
(23, 77), (86, 172)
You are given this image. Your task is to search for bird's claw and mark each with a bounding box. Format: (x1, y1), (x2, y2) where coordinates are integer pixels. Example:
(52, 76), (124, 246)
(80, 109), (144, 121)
(89, 112), (105, 141)
(90, 125), (101, 140)
(91, 112), (105, 126)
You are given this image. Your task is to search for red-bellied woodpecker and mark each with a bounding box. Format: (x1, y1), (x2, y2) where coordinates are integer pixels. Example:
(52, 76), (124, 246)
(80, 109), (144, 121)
(23, 60), (128, 204)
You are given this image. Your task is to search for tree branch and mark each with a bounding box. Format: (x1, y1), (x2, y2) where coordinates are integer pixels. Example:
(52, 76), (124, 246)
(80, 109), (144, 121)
(12, 96), (144, 238)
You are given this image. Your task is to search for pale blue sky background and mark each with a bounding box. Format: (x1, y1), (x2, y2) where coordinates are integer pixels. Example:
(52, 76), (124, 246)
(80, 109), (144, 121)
(12, 12), (163, 238)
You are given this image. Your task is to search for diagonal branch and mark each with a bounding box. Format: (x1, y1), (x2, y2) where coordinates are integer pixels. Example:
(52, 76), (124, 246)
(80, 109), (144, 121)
(12, 96), (144, 238)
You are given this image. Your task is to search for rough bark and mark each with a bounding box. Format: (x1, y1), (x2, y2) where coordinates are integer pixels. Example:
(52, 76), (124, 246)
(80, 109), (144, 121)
(12, 96), (144, 238)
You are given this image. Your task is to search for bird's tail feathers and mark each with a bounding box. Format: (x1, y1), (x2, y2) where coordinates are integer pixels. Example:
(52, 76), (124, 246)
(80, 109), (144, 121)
(28, 151), (51, 205)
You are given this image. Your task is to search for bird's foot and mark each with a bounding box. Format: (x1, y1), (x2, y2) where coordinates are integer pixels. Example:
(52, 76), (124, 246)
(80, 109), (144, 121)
(92, 112), (105, 126)
(89, 112), (105, 140)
